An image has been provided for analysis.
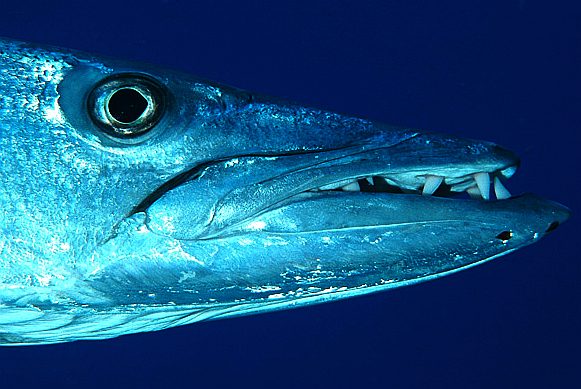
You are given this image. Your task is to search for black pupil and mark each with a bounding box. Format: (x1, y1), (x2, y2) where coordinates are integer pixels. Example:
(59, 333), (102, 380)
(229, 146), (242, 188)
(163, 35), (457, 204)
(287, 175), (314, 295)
(108, 88), (149, 124)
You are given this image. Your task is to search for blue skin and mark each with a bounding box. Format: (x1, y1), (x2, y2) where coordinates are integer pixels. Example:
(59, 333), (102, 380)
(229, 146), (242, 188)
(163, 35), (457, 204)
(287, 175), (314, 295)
(0, 38), (570, 345)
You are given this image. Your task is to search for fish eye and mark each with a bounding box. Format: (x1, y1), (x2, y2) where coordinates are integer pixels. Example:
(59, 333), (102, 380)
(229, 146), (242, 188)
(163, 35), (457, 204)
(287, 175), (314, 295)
(88, 74), (166, 139)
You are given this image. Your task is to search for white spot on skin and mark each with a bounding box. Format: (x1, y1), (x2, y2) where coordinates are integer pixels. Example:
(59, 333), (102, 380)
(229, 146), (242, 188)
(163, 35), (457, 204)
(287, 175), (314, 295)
(34, 273), (52, 287)
(245, 285), (282, 293)
(178, 272), (197, 283)
(224, 158), (239, 168)
(43, 97), (65, 124)
(238, 238), (254, 246)
(263, 237), (289, 247)
(160, 215), (177, 233)
(167, 241), (205, 266)
(246, 220), (266, 231)
(48, 237), (71, 254)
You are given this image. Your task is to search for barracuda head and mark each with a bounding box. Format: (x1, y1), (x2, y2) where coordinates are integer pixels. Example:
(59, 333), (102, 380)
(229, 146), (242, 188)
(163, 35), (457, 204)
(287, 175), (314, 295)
(0, 38), (570, 345)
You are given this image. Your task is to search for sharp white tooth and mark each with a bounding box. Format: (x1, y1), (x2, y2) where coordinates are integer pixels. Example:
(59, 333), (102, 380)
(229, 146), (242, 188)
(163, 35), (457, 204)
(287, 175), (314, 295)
(365, 177), (374, 185)
(494, 176), (511, 200)
(467, 185), (482, 199)
(422, 175), (444, 196)
(473, 172), (490, 200)
(382, 176), (398, 186)
(342, 181), (360, 191)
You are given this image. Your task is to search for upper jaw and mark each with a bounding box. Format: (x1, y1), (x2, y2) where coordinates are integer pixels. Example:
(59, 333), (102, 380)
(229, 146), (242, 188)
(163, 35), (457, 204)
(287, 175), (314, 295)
(301, 132), (520, 201)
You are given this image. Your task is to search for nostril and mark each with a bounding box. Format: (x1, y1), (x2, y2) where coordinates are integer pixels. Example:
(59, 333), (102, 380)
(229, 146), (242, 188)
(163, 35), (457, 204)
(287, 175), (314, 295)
(496, 230), (513, 242)
(546, 221), (560, 233)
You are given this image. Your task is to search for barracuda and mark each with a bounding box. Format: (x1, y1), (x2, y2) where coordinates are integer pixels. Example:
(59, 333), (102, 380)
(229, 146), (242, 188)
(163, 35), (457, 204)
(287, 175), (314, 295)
(0, 38), (569, 345)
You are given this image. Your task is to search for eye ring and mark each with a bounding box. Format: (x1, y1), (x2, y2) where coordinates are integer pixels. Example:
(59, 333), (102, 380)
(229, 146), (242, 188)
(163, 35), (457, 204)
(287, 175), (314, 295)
(88, 74), (166, 139)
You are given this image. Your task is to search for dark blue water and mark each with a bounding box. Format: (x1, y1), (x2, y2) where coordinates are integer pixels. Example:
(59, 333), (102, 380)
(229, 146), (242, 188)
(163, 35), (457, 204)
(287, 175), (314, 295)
(0, 1), (579, 388)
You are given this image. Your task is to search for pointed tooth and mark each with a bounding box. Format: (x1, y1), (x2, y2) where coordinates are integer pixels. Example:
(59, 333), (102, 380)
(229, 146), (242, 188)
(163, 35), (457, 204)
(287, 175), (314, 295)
(473, 172), (490, 200)
(342, 181), (360, 192)
(466, 185), (482, 199)
(365, 177), (374, 185)
(494, 176), (511, 200)
(382, 176), (399, 186)
(422, 175), (444, 196)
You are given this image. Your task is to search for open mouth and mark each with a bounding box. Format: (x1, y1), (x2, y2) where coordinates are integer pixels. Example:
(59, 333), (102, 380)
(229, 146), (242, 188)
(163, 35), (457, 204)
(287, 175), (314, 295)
(306, 165), (518, 201)
(135, 128), (524, 229)
(140, 130), (527, 241)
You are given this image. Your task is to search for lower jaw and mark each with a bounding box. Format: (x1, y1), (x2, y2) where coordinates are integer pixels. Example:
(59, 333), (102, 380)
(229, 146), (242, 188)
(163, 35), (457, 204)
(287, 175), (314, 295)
(225, 192), (561, 237)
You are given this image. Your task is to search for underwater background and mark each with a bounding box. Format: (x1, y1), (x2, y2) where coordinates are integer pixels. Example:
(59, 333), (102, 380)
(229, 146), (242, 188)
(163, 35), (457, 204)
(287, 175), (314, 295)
(0, 1), (578, 387)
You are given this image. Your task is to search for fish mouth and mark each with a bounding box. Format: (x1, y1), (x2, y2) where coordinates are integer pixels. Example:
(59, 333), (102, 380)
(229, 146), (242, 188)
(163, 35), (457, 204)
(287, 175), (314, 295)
(141, 129), (568, 243)
(301, 146), (518, 201)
